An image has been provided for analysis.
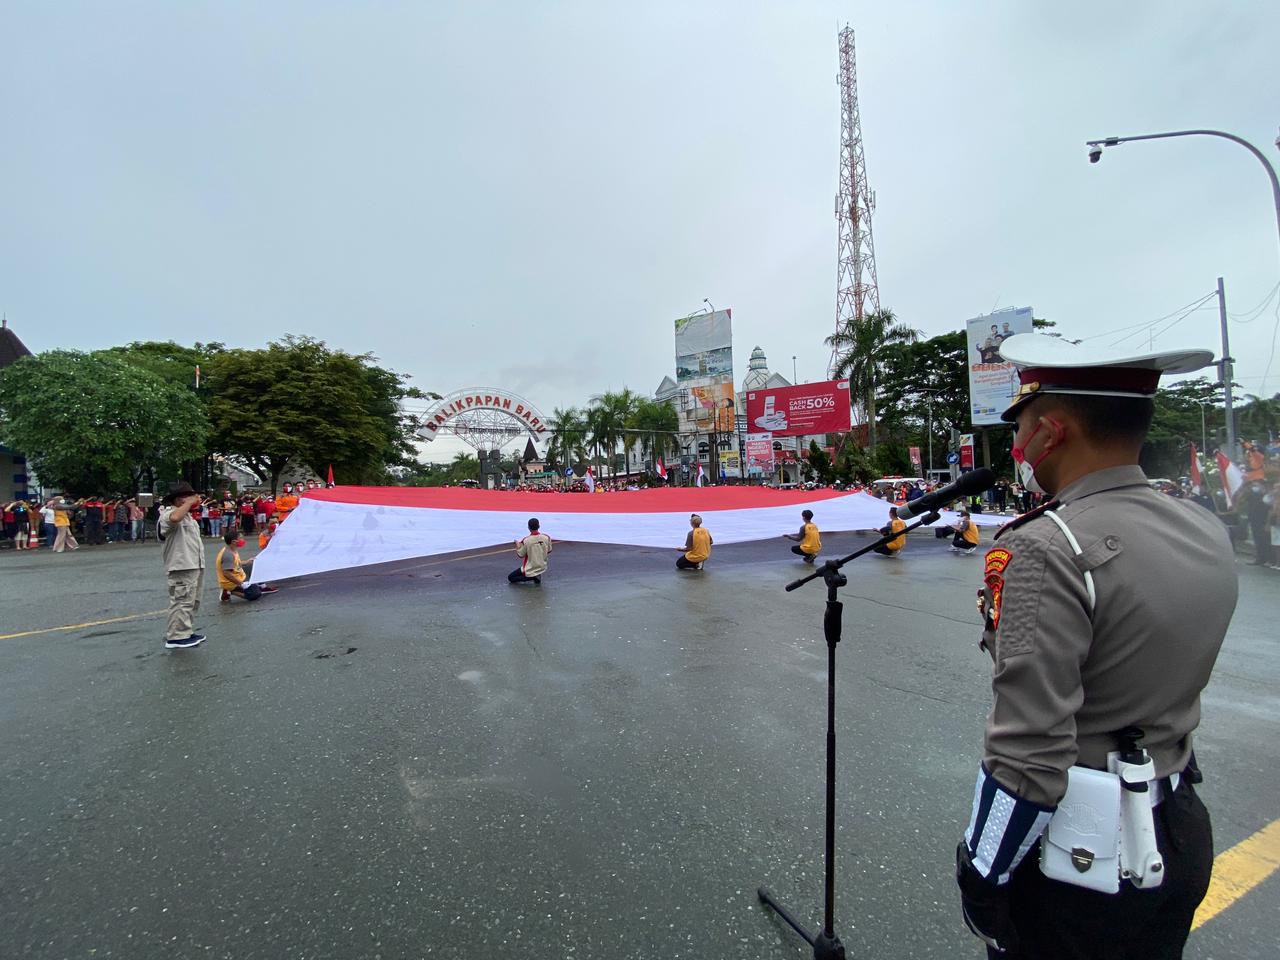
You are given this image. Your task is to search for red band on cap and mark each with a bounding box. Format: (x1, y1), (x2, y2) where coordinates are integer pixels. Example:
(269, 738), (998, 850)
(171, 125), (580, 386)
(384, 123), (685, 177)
(1018, 366), (1160, 394)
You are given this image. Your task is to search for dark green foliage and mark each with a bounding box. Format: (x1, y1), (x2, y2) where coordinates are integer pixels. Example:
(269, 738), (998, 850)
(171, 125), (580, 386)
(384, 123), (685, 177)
(0, 350), (209, 493)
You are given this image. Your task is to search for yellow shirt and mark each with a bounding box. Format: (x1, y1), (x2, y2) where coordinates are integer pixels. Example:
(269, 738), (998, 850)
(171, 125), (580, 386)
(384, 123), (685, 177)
(54, 508), (70, 528)
(685, 527), (712, 563)
(215, 546), (247, 590)
(275, 494), (300, 520)
(800, 522), (822, 555)
(886, 517), (907, 552)
(961, 520), (980, 545)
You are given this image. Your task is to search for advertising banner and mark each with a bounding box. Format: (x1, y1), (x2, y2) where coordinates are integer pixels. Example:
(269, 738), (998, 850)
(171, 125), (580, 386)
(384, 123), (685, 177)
(909, 446), (922, 470)
(745, 380), (852, 438)
(745, 433), (775, 475)
(718, 450), (741, 479)
(686, 382), (736, 433)
(675, 309), (734, 382)
(966, 306), (1033, 427)
(959, 433), (975, 470)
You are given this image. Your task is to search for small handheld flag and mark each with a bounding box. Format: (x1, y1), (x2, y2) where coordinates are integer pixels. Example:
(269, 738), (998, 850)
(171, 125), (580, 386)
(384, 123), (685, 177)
(1215, 450), (1243, 508)
(655, 457), (668, 481)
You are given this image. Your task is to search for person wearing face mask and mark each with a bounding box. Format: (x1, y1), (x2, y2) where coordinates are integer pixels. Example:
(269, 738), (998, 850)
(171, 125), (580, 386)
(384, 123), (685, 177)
(956, 334), (1239, 960)
(216, 527), (263, 601)
(274, 482), (300, 524)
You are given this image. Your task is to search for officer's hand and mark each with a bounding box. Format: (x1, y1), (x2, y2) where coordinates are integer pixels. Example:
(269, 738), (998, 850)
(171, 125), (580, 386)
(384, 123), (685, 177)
(955, 842), (1018, 954)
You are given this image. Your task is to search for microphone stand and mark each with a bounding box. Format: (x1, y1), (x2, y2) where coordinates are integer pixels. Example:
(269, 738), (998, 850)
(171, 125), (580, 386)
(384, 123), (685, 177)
(758, 511), (941, 959)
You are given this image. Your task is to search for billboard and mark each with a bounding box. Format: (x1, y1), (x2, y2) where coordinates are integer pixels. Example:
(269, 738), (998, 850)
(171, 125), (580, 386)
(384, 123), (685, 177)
(675, 309), (734, 382)
(686, 382), (736, 433)
(966, 306), (1033, 427)
(745, 380), (852, 438)
(745, 433), (775, 475)
(718, 450), (741, 479)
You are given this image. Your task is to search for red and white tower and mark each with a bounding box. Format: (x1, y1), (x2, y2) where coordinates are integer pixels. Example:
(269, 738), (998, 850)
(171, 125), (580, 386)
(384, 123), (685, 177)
(830, 25), (881, 374)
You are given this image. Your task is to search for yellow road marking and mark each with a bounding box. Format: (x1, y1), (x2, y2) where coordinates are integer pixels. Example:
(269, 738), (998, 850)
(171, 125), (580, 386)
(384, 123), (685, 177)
(0, 610), (168, 642)
(2, 547), (516, 641)
(364, 546), (526, 574)
(1193, 817), (1280, 930)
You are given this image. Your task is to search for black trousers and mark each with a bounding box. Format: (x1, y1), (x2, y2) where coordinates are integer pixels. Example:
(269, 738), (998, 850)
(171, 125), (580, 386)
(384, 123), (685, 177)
(1248, 512), (1274, 564)
(508, 568), (540, 583)
(790, 545), (816, 559)
(872, 543), (896, 556)
(675, 556), (700, 569)
(993, 780), (1213, 960)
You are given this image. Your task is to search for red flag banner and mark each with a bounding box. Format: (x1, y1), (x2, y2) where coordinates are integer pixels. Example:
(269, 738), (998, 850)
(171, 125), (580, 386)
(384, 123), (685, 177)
(1189, 444), (1202, 493)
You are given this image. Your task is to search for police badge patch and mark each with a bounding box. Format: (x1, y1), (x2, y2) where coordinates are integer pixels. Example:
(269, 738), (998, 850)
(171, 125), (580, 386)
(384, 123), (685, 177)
(984, 547), (1013, 631)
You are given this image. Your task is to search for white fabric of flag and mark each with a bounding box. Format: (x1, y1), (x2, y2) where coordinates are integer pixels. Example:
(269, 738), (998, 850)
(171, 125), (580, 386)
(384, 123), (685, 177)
(248, 486), (1005, 584)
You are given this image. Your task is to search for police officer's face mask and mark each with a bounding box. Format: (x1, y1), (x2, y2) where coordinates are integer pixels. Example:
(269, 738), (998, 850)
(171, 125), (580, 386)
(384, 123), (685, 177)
(1011, 417), (1060, 495)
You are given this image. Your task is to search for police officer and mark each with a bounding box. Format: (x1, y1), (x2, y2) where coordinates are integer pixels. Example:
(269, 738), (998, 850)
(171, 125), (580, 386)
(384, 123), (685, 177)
(955, 335), (1239, 958)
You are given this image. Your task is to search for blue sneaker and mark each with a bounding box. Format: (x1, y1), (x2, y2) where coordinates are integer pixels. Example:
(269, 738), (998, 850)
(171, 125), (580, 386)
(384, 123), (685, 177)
(165, 634), (206, 649)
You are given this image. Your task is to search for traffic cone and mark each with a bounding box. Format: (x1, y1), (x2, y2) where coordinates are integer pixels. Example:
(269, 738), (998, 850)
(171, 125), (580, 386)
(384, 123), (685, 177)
(28, 528), (39, 548)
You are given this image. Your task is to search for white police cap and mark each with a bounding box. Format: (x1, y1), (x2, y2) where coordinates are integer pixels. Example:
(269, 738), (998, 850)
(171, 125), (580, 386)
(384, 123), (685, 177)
(997, 334), (1215, 422)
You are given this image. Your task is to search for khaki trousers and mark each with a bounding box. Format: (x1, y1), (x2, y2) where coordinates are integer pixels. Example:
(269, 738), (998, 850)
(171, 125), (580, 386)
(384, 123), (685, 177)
(53, 527), (78, 552)
(165, 568), (205, 641)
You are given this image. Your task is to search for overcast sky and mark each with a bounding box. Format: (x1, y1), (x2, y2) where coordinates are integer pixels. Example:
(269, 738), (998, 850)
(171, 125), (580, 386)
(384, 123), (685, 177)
(2, 2), (1277, 462)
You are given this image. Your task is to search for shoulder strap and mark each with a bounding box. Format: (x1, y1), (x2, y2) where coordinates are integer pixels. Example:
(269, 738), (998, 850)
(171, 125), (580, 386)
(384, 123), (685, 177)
(1042, 510), (1096, 613)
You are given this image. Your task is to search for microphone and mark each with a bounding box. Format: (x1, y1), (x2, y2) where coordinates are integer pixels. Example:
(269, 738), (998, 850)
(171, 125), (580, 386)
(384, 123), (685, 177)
(894, 468), (996, 519)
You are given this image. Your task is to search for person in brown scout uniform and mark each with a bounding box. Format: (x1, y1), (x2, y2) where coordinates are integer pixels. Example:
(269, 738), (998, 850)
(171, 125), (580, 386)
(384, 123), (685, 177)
(955, 334), (1239, 959)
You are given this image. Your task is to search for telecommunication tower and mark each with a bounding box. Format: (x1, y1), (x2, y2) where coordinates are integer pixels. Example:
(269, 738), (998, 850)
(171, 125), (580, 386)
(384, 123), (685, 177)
(830, 25), (882, 375)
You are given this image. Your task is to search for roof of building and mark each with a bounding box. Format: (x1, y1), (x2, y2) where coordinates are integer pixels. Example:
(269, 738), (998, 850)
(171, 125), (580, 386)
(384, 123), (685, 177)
(0, 319), (33, 370)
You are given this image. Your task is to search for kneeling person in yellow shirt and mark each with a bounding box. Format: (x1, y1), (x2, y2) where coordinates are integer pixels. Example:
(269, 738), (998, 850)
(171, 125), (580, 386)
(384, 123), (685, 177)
(785, 509), (822, 564)
(217, 529), (263, 602)
(873, 506), (908, 557)
(676, 514), (712, 570)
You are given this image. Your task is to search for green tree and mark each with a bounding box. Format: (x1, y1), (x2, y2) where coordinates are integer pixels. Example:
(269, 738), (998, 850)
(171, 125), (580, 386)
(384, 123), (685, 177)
(0, 350), (209, 493)
(807, 440), (835, 484)
(626, 398), (680, 467)
(875, 329), (969, 468)
(825, 307), (919, 451)
(207, 336), (424, 492)
(546, 406), (589, 474)
(586, 388), (640, 477)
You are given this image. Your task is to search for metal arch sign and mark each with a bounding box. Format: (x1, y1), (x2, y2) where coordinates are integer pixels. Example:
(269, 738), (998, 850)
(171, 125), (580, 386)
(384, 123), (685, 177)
(415, 389), (550, 442)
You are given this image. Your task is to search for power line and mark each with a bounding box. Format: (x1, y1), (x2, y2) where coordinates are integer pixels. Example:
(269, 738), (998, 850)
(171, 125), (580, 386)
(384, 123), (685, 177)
(1228, 280), (1280, 324)
(1076, 291), (1217, 344)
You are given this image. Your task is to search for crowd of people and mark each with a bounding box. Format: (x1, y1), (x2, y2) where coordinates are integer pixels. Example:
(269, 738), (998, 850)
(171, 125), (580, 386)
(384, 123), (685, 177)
(0, 479), (331, 554)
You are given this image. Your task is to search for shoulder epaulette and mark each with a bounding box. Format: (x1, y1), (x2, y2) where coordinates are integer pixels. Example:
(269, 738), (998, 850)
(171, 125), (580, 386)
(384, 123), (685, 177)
(993, 499), (1061, 541)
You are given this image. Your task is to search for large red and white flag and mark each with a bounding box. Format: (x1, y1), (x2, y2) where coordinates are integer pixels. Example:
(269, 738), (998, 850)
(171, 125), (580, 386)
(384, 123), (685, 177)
(1215, 449), (1244, 508)
(247, 485), (1002, 585)
(695, 463), (706, 487)
(654, 458), (667, 481)
(1189, 443), (1203, 494)
(584, 466), (596, 493)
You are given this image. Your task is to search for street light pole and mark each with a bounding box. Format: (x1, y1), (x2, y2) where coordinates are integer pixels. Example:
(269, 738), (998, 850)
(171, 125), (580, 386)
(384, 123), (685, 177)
(1086, 128), (1278, 461)
(1085, 128), (1280, 271)
(793, 356), (798, 384)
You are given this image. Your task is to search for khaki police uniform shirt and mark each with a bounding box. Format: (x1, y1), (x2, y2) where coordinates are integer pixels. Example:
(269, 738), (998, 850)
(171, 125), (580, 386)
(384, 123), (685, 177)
(980, 465), (1237, 808)
(159, 506), (206, 574)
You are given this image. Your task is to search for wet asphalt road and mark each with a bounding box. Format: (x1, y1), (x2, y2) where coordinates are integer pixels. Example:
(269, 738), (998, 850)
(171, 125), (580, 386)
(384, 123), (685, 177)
(1, 533), (1278, 960)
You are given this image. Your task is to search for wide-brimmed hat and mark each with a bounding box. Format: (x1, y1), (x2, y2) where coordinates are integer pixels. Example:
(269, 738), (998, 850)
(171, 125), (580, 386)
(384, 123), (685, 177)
(162, 481), (200, 504)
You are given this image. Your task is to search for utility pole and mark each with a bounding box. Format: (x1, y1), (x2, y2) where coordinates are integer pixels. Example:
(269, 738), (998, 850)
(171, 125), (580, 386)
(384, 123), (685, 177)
(1217, 276), (1237, 459)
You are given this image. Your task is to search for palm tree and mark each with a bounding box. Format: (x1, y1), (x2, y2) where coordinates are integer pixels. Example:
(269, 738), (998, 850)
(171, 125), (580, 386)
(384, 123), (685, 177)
(825, 307), (919, 451)
(546, 407), (587, 477)
(627, 398), (680, 469)
(587, 389), (641, 478)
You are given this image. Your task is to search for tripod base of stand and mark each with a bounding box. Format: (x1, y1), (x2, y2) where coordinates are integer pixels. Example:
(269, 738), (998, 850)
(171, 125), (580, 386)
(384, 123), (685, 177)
(758, 888), (847, 959)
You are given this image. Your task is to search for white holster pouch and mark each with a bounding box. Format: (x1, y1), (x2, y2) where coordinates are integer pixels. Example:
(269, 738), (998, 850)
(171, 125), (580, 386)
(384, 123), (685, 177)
(1040, 757), (1165, 893)
(1040, 766), (1121, 893)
